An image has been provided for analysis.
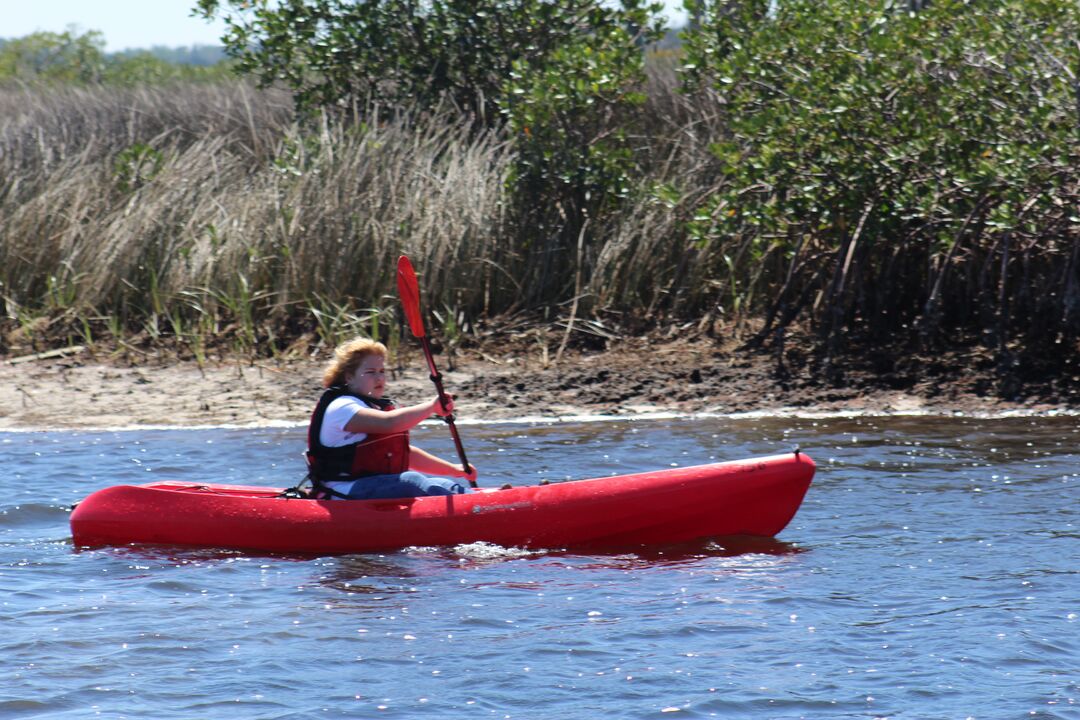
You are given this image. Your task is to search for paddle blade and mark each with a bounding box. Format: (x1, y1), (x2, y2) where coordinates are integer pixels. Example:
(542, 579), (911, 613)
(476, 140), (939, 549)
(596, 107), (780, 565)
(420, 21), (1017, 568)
(396, 255), (426, 338)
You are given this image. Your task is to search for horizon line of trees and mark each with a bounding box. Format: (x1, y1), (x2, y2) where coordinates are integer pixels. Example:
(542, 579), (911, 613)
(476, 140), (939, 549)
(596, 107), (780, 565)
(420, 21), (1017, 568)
(0, 29), (230, 85)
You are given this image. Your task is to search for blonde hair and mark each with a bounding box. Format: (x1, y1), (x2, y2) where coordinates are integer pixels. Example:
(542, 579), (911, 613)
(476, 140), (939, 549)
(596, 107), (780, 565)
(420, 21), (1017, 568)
(322, 337), (387, 388)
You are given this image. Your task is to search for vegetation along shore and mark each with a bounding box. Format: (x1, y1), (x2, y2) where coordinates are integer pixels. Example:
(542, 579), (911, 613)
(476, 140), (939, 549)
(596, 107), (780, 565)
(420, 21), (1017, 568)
(2, 1), (1079, 428)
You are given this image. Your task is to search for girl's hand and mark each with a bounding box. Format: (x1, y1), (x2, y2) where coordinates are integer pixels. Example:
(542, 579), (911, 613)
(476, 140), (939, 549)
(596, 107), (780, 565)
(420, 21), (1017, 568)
(431, 395), (455, 417)
(458, 464), (478, 484)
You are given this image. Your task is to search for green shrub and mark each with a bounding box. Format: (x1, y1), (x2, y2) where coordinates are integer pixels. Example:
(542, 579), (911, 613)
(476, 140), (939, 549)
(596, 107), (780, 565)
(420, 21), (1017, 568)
(0, 29), (232, 86)
(0, 29), (107, 84)
(499, 3), (663, 304)
(682, 0), (1080, 363)
(197, 0), (660, 124)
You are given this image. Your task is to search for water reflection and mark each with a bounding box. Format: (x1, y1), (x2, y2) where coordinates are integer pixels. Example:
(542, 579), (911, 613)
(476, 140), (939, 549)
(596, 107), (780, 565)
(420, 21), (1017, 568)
(550, 535), (806, 568)
(314, 557), (424, 605)
(268, 534), (810, 604)
(76, 543), (300, 565)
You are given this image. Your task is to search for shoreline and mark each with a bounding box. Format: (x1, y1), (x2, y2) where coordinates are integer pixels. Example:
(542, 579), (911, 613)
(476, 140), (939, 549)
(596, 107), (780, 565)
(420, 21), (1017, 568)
(2, 336), (1075, 432)
(3, 408), (1076, 435)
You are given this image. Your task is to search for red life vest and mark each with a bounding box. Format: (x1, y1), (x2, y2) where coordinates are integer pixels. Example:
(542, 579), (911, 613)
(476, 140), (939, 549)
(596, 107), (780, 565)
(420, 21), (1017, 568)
(306, 387), (410, 482)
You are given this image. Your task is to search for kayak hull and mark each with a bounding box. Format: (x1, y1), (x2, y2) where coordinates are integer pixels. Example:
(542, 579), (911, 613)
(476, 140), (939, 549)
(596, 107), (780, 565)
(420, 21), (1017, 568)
(70, 452), (814, 554)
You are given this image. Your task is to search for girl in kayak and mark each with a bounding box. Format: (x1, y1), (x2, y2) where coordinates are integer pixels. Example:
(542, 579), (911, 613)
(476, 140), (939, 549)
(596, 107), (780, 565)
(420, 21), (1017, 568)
(306, 337), (477, 499)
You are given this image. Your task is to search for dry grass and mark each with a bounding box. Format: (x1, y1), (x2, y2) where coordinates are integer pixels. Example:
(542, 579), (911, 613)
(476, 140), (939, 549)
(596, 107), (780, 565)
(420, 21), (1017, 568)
(588, 62), (730, 321)
(1, 82), (513, 355)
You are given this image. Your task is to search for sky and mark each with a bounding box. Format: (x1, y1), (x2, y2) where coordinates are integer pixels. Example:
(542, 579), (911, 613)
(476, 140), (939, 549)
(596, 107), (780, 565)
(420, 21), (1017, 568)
(2, 0), (229, 52)
(2, 0), (687, 53)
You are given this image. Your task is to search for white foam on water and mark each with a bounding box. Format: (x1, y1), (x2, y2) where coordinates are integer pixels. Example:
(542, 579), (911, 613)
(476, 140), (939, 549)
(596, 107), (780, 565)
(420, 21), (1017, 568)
(1, 405), (1076, 434)
(0, 419), (306, 434)
(451, 541), (540, 560)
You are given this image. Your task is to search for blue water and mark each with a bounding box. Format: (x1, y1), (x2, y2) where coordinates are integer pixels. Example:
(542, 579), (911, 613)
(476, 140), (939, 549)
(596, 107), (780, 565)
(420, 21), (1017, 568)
(2, 415), (1077, 719)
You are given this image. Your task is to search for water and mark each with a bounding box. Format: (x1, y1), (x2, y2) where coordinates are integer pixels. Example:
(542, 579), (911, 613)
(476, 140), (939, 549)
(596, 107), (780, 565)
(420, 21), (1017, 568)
(2, 415), (1077, 719)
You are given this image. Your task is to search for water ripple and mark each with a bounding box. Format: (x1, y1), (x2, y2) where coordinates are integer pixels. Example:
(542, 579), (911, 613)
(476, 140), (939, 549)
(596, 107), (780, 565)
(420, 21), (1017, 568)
(1, 417), (1076, 718)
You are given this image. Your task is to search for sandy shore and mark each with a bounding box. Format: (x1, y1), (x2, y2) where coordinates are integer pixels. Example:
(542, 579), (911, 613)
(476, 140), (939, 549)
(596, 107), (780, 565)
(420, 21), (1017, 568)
(1, 336), (1073, 431)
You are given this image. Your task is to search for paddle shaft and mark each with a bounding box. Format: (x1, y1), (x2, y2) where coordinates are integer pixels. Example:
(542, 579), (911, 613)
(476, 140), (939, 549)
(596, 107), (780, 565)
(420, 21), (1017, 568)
(396, 255), (474, 486)
(418, 336), (473, 482)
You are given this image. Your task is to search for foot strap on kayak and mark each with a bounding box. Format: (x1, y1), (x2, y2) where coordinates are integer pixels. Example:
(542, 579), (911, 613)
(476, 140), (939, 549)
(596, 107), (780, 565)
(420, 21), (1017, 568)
(278, 474), (317, 500)
(278, 474), (354, 500)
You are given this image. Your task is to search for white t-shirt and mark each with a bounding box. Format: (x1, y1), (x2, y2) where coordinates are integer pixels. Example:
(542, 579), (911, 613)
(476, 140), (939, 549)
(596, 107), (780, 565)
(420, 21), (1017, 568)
(319, 395), (373, 447)
(318, 395), (375, 496)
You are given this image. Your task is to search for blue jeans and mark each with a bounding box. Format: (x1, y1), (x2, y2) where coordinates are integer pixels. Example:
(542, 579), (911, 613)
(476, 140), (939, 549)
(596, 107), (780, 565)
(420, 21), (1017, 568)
(338, 471), (469, 500)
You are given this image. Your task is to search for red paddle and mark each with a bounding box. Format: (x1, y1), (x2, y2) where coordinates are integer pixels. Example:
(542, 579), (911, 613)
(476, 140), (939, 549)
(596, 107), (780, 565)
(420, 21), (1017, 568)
(396, 255), (475, 487)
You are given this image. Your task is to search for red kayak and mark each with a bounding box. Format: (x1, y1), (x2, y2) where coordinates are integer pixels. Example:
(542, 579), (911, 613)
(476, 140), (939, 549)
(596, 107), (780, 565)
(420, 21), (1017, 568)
(70, 451), (814, 554)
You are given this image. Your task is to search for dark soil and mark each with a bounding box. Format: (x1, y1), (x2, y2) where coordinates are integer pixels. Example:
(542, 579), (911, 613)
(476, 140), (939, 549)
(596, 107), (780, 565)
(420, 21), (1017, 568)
(450, 330), (1080, 417)
(2, 325), (1076, 431)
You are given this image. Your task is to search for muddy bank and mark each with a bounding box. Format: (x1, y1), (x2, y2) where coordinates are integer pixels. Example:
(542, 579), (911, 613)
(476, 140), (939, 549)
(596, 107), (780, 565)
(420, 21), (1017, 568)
(1, 335), (1074, 431)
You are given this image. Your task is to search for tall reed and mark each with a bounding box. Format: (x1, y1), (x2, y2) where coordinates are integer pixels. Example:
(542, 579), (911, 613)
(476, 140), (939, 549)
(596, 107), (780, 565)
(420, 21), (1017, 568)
(0, 82), (512, 354)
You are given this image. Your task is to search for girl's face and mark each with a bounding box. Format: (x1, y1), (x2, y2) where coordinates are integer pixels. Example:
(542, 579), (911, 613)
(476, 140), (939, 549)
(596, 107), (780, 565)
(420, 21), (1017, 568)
(345, 353), (386, 398)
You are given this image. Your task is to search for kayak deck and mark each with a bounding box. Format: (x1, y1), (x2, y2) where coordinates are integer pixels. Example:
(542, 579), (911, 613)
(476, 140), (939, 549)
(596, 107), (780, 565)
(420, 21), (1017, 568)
(70, 452), (814, 554)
